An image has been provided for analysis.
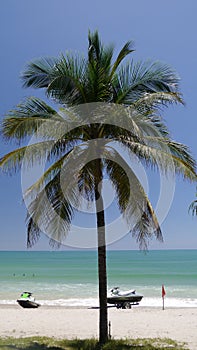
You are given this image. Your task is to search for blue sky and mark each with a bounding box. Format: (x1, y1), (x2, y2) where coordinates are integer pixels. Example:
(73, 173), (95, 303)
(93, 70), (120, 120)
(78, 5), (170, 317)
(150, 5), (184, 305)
(0, 0), (196, 250)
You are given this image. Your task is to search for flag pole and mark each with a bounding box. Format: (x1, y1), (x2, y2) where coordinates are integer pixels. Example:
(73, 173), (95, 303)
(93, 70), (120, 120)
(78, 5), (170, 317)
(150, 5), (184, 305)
(162, 285), (166, 310)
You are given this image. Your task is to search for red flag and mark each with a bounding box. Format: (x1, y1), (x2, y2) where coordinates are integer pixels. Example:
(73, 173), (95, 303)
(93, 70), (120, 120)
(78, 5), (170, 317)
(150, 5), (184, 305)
(162, 285), (166, 298)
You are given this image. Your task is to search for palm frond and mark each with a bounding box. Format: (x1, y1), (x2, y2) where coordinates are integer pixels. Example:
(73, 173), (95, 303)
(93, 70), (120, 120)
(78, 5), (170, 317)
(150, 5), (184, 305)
(132, 207), (162, 250)
(114, 60), (180, 104)
(26, 145), (97, 247)
(0, 141), (54, 174)
(119, 136), (196, 181)
(47, 54), (88, 105)
(26, 171), (78, 247)
(189, 200), (197, 216)
(133, 91), (184, 113)
(104, 148), (162, 248)
(88, 30), (102, 63)
(87, 31), (116, 102)
(1, 97), (59, 142)
(24, 146), (80, 199)
(26, 216), (41, 248)
(22, 56), (58, 88)
(163, 141), (196, 180)
(89, 30), (114, 70)
(24, 155), (67, 199)
(78, 161), (97, 202)
(110, 40), (135, 78)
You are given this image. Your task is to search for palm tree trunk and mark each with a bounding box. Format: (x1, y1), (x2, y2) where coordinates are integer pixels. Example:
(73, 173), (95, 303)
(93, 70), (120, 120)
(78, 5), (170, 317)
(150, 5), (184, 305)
(95, 160), (108, 345)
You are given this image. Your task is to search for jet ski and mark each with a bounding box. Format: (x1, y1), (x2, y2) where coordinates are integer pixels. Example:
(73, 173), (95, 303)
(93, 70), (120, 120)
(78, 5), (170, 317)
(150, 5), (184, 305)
(107, 287), (143, 309)
(17, 292), (40, 308)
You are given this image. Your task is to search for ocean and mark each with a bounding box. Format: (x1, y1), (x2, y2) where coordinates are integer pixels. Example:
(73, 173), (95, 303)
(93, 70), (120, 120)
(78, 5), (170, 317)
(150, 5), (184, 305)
(0, 250), (197, 308)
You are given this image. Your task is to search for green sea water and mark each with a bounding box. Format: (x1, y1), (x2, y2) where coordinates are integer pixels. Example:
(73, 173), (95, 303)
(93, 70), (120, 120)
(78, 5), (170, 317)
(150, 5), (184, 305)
(0, 250), (197, 307)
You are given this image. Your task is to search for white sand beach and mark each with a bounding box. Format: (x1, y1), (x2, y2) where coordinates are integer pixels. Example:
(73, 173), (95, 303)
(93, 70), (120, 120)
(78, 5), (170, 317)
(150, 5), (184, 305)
(0, 305), (197, 350)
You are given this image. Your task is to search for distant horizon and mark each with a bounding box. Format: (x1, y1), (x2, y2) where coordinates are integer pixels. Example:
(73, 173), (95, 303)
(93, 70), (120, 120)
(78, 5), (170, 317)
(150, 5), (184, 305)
(1, 248), (197, 252)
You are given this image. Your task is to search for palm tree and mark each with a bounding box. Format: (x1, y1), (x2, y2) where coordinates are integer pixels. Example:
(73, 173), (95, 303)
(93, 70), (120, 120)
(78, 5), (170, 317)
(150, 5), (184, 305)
(189, 190), (197, 216)
(0, 31), (196, 345)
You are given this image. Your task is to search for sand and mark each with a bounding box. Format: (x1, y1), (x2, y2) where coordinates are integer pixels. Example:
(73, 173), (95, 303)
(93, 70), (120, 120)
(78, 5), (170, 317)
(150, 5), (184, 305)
(0, 305), (197, 350)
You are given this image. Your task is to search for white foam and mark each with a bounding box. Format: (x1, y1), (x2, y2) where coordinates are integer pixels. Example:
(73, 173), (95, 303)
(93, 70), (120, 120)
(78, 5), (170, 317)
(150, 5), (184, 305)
(140, 297), (197, 308)
(1, 297), (197, 308)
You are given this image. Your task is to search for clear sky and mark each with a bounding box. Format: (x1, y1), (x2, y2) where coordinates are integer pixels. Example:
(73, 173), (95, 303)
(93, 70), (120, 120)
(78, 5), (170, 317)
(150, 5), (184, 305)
(0, 0), (196, 250)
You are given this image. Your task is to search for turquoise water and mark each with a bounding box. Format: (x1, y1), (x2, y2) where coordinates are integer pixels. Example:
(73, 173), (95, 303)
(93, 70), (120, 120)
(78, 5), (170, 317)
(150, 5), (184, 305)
(0, 250), (197, 307)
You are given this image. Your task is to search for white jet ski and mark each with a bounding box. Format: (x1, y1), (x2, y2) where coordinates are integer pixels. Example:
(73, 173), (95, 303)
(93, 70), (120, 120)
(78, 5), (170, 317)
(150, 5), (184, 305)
(107, 287), (143, 309)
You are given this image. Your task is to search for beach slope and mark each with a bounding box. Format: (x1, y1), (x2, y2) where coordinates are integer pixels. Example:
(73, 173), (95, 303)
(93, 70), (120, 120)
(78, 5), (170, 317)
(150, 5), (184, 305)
(0, 306), (197, 350)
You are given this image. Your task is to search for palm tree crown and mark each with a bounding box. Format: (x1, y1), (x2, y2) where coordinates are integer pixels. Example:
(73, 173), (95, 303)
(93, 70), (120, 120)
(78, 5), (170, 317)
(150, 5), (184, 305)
(22, 31), (182, 106)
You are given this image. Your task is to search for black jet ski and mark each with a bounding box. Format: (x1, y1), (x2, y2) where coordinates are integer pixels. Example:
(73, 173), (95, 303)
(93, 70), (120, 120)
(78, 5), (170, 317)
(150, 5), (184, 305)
(17, 292), (40, 308)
